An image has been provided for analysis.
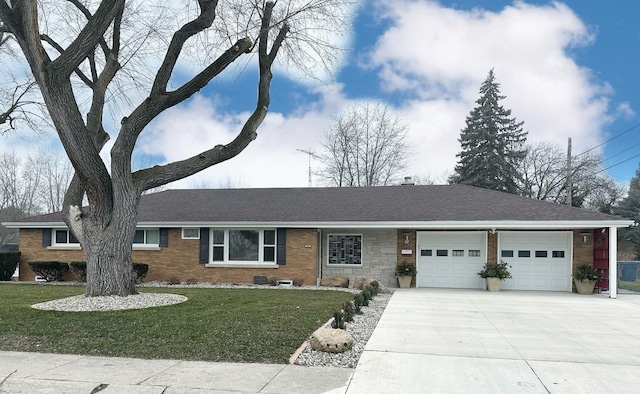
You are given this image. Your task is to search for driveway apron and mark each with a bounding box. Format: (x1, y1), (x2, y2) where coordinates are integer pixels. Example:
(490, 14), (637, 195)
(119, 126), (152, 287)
(347, 289), (640, 394)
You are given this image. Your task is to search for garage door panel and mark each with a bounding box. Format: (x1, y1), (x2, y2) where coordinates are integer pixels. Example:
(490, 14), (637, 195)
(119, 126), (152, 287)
(417, 232), (486, 289)
(500, 232), (572, 291)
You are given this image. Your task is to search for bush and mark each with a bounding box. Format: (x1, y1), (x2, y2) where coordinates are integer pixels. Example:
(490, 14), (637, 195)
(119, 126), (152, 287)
(361, 288), (371, 306)
(0, 252), (20, 281)
(574, 264), (602, 281)
(292, 278), (304, 287)
(342, 301), (355, 322)
(132, 263), (149, 284)
(186, 277), (198, 285)
(353, 293), (364, 314)
(477, 260), (512, 280)
(70, 261), (87, 282)
(395, 260), (417, 277)
(267, 276), (279, 286)
(28, 261), (69, 282)
(331, 310), (345, 329)
(166, 276), (180, 285)
(369, 280), (380, 296)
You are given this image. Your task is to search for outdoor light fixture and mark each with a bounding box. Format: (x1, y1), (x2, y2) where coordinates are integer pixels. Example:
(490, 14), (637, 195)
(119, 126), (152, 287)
(581, 231), (590, 244)
(489, 228), (497, 234)
(404, 233), (410, 244)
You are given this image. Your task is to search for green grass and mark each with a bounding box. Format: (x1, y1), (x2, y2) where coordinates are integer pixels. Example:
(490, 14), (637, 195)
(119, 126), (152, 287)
(619, 281), (640, 292)
(0, 284), (353, 363)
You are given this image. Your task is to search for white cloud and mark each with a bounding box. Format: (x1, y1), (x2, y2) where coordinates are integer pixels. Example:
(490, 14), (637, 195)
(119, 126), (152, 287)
(138, 84), (348, 188)
(369, 0), (615, 181)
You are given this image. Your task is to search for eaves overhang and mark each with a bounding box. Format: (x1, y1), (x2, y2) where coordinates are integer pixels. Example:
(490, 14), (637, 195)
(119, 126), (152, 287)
(5, 219), (632, 229)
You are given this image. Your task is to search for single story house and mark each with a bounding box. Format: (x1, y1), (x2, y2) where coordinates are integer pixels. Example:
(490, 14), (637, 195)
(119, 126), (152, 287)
(3, 184), (632, 297)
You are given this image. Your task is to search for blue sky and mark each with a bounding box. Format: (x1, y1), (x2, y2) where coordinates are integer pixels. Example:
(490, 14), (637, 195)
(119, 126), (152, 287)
(5, 0), (640, 189)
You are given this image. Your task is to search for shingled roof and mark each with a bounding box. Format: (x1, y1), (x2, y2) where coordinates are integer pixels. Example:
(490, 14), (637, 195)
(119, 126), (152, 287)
(6, 185), (630, 229)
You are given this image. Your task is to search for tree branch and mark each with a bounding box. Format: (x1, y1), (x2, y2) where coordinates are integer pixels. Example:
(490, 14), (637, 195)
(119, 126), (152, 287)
(40, 34), (93, 86)
(133, 2), (288, 191)
(49, 0), (124, 76)
(151, 0), (219, 95)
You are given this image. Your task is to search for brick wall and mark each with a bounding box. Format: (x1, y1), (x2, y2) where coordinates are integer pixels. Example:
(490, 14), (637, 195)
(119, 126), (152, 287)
(396, 230), (416, 287)
(17, 228), (318, 285)
(572, 229), (593, 271)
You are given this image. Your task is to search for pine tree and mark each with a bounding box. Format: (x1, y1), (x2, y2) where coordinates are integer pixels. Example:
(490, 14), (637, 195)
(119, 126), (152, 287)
(616, 167), (640, 259)
(451, 69), (527, 194)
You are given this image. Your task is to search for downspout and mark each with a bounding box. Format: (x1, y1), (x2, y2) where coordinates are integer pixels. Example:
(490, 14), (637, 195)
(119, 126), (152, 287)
(317, 229), (322, 286)
(609, 226), (617, 299)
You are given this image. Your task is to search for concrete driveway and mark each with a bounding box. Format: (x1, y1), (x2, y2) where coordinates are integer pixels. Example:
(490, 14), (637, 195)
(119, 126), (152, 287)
(347, 289), (640, 394)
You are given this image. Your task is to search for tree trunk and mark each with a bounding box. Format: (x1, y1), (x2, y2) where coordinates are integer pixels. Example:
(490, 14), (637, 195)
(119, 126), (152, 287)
(83, 196), (138, 297)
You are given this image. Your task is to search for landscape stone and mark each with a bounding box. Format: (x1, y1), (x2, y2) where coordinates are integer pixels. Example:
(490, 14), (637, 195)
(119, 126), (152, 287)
(353, 276), (391, 294)
(320, 275), (349, 288)
(309, 327), (354, 353)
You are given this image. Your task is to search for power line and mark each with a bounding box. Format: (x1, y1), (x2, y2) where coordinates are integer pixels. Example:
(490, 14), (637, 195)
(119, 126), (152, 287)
(574, 121), (640, 157)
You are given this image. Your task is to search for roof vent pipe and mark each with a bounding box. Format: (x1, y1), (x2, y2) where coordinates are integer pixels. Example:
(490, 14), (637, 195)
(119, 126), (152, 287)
(401, 176), (415, 185)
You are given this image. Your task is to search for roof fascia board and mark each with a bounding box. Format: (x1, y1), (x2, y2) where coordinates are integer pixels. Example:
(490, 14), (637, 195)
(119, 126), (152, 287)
(6, 219), (633, 230)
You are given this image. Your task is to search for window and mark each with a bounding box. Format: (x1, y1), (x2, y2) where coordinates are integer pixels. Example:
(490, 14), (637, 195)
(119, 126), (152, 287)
(421, 249), (432, 257)
(468, 250), (481, 257)
(518, 250), (531, 258)
(53, 229), (79, 246)
(501, 250), (514, 258)
(263, 230), (276, 262)
(328, 234), (362, 265)
(452, 250), (464, 257)
(210, 229), (276, 263)
(182, 228), (200, 239)
(535, 250), (548, 258)
(134, 229), (159, 246)
(552, 250), (565, 258)
(436, 249), (448, 257)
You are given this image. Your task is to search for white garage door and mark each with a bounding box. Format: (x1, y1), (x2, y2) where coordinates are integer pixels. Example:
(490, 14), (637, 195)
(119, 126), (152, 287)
(416, 232), (486, 289)
(499, 232), (572, 291)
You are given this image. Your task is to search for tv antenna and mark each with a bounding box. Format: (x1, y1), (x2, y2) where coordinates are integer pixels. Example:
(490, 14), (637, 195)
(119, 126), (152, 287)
(296, 148), (319, 187)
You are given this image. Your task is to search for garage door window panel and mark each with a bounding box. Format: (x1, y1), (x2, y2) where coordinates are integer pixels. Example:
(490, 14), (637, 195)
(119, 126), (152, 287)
(436, 249), (448, 257)
(535, 251), (548, 258)
(501, 250), (514, 258)
(552, 251), (565, 258)
(518, 250), (531, 258)
(452, 250), (464, 257)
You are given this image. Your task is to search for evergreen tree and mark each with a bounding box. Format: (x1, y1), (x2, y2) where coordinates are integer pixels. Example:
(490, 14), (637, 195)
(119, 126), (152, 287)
(451, 69), (527, 193)
(616, 167), (640, 259)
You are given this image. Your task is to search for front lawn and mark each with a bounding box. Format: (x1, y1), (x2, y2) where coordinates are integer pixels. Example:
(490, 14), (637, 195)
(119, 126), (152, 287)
(0, 284), (353, 363)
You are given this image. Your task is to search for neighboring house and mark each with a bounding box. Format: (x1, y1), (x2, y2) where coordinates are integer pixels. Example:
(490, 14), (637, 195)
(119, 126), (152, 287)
(2, 185), (632, 296)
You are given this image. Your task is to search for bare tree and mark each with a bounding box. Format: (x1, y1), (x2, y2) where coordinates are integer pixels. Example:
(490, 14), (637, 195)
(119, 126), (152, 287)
(0, 0), (349, 296)
(318, 102), (409, 187)
(518, 141), (624, 211)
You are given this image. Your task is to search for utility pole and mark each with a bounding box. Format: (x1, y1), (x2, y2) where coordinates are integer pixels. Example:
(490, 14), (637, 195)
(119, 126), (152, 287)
(566, 137), (572, 206)
(296, 148), (319, 187)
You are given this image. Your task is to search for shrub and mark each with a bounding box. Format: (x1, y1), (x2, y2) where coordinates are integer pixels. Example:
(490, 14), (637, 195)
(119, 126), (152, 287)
(166, 276), (181, 285)
(186, 277), (198, 285)
(70, 261), (87, 282)
(267, 276), (279, 286)
(0, 252), (20, 281)
(28, 261), (69, 282)
(395, 260), (417, 277)
(574, 264), (602, 281)
(331, 310), (345, 329)
(369, 280), (380, 296)
(353, 293), (364, 314)
(292, 278), (304, 287)
(342, 301), (355, 322)
(361, 288), (371, 306)
(132, 263), (149, 284)
(477, 260), (512, 280)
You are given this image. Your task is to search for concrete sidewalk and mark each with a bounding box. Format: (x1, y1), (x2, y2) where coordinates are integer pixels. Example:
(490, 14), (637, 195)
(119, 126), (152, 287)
(0, 351), (353, 393)
(346, 289), (640, 394)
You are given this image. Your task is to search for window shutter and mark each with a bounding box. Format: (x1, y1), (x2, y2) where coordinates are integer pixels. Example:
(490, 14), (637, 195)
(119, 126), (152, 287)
(42, 229), (52, 247)
(276, 228), (286, 265)
(199, 228), (209, 264)
(159, 228), (169, 247)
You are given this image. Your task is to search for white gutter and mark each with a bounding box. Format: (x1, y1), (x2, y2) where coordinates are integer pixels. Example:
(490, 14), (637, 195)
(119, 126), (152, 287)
(5, 219), (633, 229)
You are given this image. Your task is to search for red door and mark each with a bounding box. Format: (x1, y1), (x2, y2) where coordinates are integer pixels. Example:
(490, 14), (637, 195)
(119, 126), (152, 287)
(593, 228), (609, 291)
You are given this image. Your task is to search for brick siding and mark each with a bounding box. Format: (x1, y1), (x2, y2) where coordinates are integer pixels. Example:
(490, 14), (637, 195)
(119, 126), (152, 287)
(17, 228), (318, 285)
